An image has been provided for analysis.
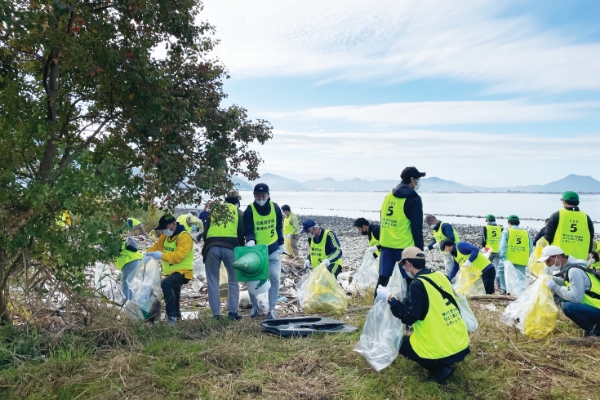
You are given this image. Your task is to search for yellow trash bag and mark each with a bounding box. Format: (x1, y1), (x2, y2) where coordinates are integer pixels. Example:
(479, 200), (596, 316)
(302, 262), (347, 316)
(283, 237), (294, 258)
(528, 237), (549, 277)
(500, 274), (558, 339)
(453, 265), (486, 296)
(219, 262), (228, 300)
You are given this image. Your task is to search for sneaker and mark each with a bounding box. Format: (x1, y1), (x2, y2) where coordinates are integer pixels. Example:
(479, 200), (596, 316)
(266, 310), (278, 320)
(167, 316), (177, 326)
(250, 307), (259, 318)
(431, 366), (455, 384)
(228, 312), (242, 321)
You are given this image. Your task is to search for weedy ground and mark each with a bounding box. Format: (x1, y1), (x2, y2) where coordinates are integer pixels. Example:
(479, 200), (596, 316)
(0, 293), (598, 400)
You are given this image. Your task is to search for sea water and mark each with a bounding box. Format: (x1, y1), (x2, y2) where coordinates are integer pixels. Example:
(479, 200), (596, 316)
(238, 191), (600, 230)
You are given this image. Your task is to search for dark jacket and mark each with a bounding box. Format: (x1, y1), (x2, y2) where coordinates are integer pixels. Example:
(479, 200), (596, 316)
(243, 199), (284, 255)
(201, 208), (245, 259)
(448, 242), (493, 281)
(544, 207), (594, 253)
(382, 183), (424, 250)
(427, 221), (457, 250)
(389, 268), (470, 363)
(481, 222), (503, 248)
(533, 226), (546, 245)
(308, 228), (343, 264)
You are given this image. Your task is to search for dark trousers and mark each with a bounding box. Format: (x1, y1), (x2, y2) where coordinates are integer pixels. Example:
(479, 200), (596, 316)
(562, 302), (600, 335)
(481, 267), (496, 295)
(399, 335), (468, 374)
(161, 272), (190, 318)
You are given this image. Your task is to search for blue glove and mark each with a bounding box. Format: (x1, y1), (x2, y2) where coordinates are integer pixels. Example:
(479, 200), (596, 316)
(279, 245), (284, 253)
(146, 251), (162, 260)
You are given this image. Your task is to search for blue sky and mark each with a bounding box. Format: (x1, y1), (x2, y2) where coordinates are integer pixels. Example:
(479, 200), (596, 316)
(201, 0), (600, 186)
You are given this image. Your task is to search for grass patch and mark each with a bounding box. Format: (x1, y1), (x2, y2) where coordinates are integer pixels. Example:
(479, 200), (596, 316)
(0, 297), (598, 399)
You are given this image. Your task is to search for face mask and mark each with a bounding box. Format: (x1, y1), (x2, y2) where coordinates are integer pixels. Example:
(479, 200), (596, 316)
(413, 180), (420, 191)
(307, 233), (314, 239)
(256, 199), (267, 207)
(163, 229), (174, 237)
(429, 224), (435, 229)
(405, 268), (415, 279)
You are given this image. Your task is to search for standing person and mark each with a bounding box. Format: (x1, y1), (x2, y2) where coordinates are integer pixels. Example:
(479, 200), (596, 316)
(375, 247), (470, 384)
(482, 214), (503, 269)
(353, 217), (381, 258)
(243, 183), (284, 319)
(126, 217), (149, 238)
(497, 215), (533, 295)
(115, 237), (143, 302)
(199, 203), (211, 230)
(544, 191), (594, 261)
(424, 215), (460, 275)
(533, 218), (550, 245)
(300, 219), (343, 277)
(378, 166), (425, 290)
(441, 239), (496, 295)
(538, 246), (600, 337)
(176, 212), (204, 235)
(281, 205), (300, 259)
(202, 196), (245, 320)
(146, 214), (194, 326)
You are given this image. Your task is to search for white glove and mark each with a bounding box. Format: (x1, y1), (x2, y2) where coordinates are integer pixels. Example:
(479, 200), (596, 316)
(246, 240), (255, 247)
(304, 259), (311, 269)
(367, 246), (378, 253)
(146, 251), (163, 260)
(432, 242), (440, 250)
(323, 259), (331, 267)
(285, 234), (291, 239)
(463, 260), (472, 268)
(376, 285), (391, 302)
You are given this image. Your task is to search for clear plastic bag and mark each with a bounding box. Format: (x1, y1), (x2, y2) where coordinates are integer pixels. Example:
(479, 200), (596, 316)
(500, 274), (558, 339)
(387, 263), (407, 300)
(302, 263), (347, 316)
(453, 291), (478, 332)
(354, 299), (404, 371)
(347, 248), (380, 295)
(504, 260), (528, 297)
(296, 270), (311, 305)
(453, 265), (485, 296)
(123, 258), (162, 321)
(528, 237), (549, 277)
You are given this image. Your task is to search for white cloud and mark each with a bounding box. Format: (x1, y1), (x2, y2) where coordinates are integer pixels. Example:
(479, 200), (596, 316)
(252, 129), (600, 186)
(201, 0), (600, 93)
(262, 100), (598, 127)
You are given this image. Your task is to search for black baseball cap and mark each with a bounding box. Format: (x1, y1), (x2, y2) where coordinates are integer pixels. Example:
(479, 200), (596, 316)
(156, 214), (176, 230)
(253, 183), (269, 194)
(400, 166), (426, 181)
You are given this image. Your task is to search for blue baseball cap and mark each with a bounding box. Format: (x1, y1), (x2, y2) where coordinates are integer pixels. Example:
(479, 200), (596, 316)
(300, 219), (318, 234)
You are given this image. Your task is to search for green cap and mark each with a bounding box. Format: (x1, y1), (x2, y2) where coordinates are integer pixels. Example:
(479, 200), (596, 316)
(507, 215), (519, 222)
(485, 214), (495, 221)
(561, 191), (579, 202)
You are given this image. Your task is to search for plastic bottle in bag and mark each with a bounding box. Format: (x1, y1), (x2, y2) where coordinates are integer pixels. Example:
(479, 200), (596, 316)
(124, 258), (162, 321)
(302, 263), (347, 316)
(354, 299), (404, 371)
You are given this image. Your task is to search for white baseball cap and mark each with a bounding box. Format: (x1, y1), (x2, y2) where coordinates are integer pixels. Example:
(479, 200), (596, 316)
(537, 245), (565, 262)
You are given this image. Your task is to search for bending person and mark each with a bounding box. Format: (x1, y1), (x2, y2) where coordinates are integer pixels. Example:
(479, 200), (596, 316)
(441, 239), (496, 295)
(300, 219), (343, 277)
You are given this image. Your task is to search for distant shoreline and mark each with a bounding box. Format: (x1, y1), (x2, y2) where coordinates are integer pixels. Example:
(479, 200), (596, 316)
(237, 189), (600, 195)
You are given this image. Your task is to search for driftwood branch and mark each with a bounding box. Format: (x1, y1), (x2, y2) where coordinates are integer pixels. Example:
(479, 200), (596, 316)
(468, 294), (517, 302)
(553, 337), (600, 346)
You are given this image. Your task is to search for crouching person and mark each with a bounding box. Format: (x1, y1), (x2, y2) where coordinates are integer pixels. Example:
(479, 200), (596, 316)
(146, 214), (194, 326)
(115, 237), (143, 302)
(376, 247), (470, 384)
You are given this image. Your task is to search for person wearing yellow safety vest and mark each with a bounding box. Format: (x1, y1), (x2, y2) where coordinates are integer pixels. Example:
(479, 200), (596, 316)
(201, 196), (245, 320)
(281, 205), (300, 259)
(544, 191), (594, 261)
(378, 167), (425, 293)
(353, 218), (381, 259)
(126, 217), (149, 238)
(424, 215), (460, 275)
(481, 214), (503, 269)
(115, 237), (143, 302)
(497, 215), (533, 295)
(538, 245), (600, 337)
(56, 210), (72, 228)
(146, 214), (194, 326)
(243, 183), (284, 319)
(441, 239), (496, 294)
(375, 247), (470, 384)
(176, 212), (204, 240)
(301, 219), (343, 277)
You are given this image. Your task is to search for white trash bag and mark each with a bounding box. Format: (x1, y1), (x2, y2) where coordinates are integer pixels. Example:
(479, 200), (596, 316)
(387, 263), (407, 301)
(354, 299), (404, 372)
(453, 291), (478, 332)
(123, 258), (162, 321)
(504, 260), (528, 297)
(296, 270), (311, 306)
(347, 248), (380, 295)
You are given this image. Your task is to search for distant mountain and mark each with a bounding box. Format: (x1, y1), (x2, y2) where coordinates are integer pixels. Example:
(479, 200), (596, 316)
(232, 176), (253, 191)
(419, 177), (472, 192)
(512, 174), (600, 193)
(253, 173), (308, 191)
(303, 177), (345, 191)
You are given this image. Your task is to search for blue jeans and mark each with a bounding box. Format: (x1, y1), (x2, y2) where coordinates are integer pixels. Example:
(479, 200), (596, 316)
(205, 246), (239, 315)
(562, 302), (600, 335)
(121, 260), (140, 303)
(379, 248), (407, 278)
